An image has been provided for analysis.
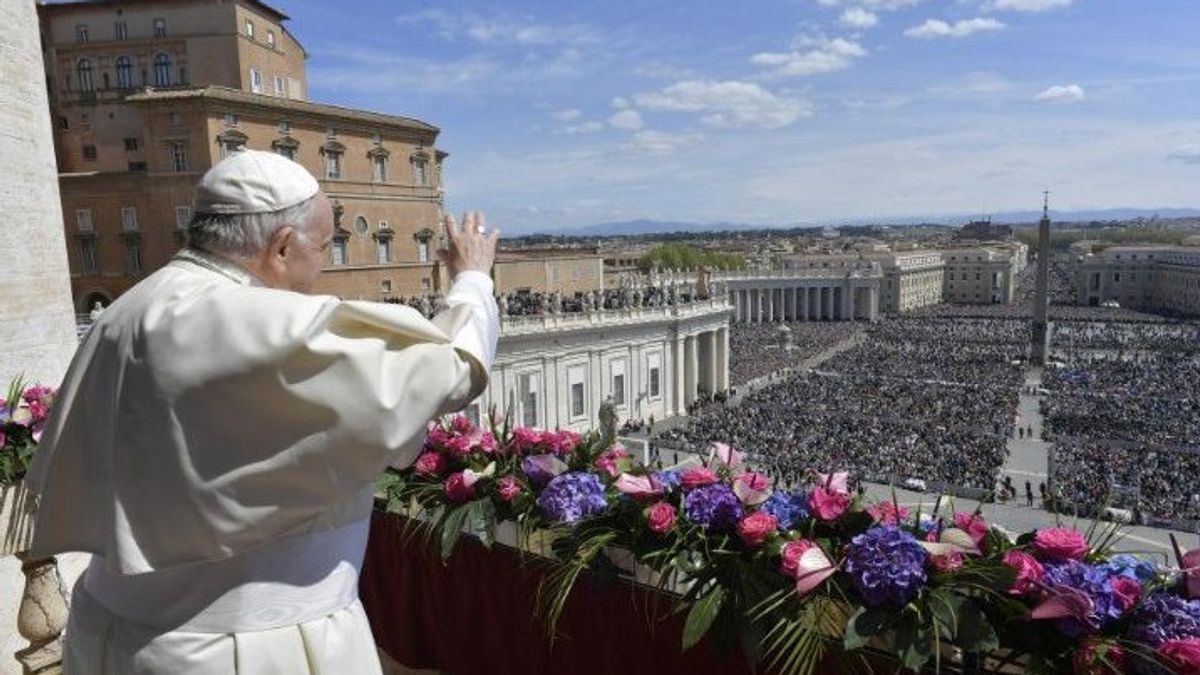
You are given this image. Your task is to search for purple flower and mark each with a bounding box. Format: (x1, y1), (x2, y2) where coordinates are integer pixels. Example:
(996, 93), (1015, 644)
(844, 526), (929, 607)
(1042, 560), (1123, 637)
(521, 453), (568, 487)
(683, 483), (744, 531)
(759, 491), (810, 531)
(1097, 554), (1159, 584)
(1128, 593), (1200, 647)
(536, 472), (608, 524)
(652, 470), (682, 492)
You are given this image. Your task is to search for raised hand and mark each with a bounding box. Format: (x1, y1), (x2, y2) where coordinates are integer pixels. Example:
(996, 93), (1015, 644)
(440, 210), (499, 277)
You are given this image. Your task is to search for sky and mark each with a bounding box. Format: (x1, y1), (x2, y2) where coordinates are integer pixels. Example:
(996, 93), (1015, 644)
(285, 0), (1200, 234)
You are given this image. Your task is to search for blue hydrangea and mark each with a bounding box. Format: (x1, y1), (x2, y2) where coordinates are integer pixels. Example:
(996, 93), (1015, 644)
(844, 526), (929, 607)
(536, 471), (608, 524)
(759, 491), (810, 531)
(1127, 592), (1200, 647)
(652, 470), (682, 492)
(1042, 561), (1123, 637)
(1097, 554), (1159, 584)
(683, 484), (744, 531)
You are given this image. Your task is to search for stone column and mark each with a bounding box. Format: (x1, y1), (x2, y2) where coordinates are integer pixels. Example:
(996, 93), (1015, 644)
(673, 335), (686, 415)
(842, 283), (853, 320)
(869, 285), (880, 321)
(705, 331), (718, 397)
(684, 334), (698, 406)
(716, 327), (729, 392)
(754, 289), (763, 324)
(800, 285), (809, 321)
(2, 1), (85, 672)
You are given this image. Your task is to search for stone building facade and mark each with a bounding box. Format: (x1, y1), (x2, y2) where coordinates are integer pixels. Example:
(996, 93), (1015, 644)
(867, 251), (945, 314)
(493, 249), (606, 295)
(723, 263), (882, 323)
(940, 244), (1027, 305)
(1077, 246), (1200, 316)
(39, 0), (446, 309)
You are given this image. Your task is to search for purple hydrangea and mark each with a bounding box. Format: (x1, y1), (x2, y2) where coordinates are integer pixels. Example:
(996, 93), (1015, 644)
(844, 526), (929, 607)
(759, 491), (810, 531)
(1042, 561), (1123, 637)
(1127, 592), (1200, 647)
(521, 453), (568, 487)
(1097, 554), (1159, 584)
(536, 471), (608, 524)
(683, 483), (744, 530)
(652, 470), (682, 492)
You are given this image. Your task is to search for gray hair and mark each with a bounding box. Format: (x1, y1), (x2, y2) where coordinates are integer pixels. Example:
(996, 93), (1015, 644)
(187, 196), (319, 259)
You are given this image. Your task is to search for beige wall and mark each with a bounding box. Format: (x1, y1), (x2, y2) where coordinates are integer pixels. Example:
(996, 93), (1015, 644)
(494, 256), (604, 294)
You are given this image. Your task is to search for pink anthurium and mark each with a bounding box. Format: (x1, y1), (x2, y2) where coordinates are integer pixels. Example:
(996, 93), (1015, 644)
(708, 442), (744, 468)
(794, 545), (838, 596)
(817, 471), (850, 495)
(1029, 583), (1095, 624)
(614, 473), (664, 499)
(918, 528), (981, 557)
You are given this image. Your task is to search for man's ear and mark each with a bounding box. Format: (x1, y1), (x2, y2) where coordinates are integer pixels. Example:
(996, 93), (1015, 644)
(269, 225), (296, 261)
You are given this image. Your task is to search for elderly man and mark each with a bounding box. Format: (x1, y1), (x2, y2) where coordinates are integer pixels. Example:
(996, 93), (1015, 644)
(26, 150), (500, 674)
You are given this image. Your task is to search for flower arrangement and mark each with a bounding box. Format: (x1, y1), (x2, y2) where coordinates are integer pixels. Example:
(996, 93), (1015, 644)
(0, 378), (55, 486)
(381, 414), (1200, 675)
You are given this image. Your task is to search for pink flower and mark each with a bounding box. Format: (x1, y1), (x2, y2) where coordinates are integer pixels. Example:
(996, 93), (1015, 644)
(444, 471), (476, 502)
(736, 511), (777, 548)
(1110, 576), (1142, 613)
(546, 430), (582, 456)
(930, 551), (964, 573)
(444, 434), (472, 457)
(816, 471), (850, 495)
(469, 429), (497, 454)
(1159, 639), (1200, 675)
(510, 426), (544, 453)
(867, 502), (910, 526)
(426, 423), (451, 447)
(645, 502), (676, 534)
(414, 452), (446, 476)
(495, 475), (523, 503)
(780, 539), (815, 578)
(732, 471), (772, 506)
(708, 442), (744, 468)
(594, 448), (631, 478)
(1033, 527), (1090, 561)
(809, 486), (850, 522)
(734, 472), (770, 491)
(953, 512), (989, 548)
(1073, 638), (1126, 675)
(680, 467), (719, 490)
(451, 415), (473, 434)
(614, 473), (663, 500)
(1183, 548), (1200, 600)
(1002, 550), (1045, 595)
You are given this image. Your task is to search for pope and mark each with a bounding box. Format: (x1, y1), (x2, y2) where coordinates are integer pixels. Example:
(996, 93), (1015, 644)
(25, 150), (500, 674)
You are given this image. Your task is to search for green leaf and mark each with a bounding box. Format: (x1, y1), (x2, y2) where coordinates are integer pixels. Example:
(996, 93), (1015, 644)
(929, 588), (964, 641)
(956, 600), (999, 653)
(842, 606), (890, 651)
(439, 504), (471, 560)
(682, 584), (726, 651)
(895, 613), (934, 673)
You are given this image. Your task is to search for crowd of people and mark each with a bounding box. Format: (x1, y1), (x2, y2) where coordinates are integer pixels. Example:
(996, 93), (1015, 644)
(383, 283), (709, 320)
(1051, 437), (1200, 523)
(728, 322), (863, 386)
(658, 318), (1024, 491)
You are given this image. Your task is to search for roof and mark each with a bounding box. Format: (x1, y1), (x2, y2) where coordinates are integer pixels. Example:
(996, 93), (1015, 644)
(38, 0), (290, 21)
(125, 86), (439, 134)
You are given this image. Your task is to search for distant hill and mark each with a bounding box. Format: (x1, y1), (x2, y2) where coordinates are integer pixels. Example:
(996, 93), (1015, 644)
(529, 208), (1200, 237)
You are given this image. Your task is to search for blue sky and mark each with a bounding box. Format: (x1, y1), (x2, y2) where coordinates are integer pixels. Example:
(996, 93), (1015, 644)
(288, 0), (1200, 234)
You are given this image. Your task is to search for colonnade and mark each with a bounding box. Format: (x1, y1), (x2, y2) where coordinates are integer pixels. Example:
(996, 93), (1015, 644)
(726, 282), (879, 323)
(674, 326), (729, 410)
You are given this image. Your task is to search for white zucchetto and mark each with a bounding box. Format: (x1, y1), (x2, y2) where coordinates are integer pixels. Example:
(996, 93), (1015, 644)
(193, 149), (320, 215)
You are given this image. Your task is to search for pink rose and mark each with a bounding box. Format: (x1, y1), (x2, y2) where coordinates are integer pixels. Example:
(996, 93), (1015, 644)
(931, 551), (964, 573)
(809, 486), (850, 522)
(444, 472), (476, 502)
(780, 539), (816, 579)
(471, 430), (497, 454)
(1034, 527), (1090, 561)
(414, 452), (446, 477)
(451, 415), (473, 434)
(444, 434), (473, 457)
(736, 511), (778, 548)
(1110, 576), (1142, 612)
(510, 426), (544, 453)
(645, 502), (676, 534)
(867, 502), (910, 526)
(594, 448), (631, 478)
(426, 423), (451, 447)
(547, 430), (582, 456)
(1002, 550), (1045, 595)
(1159, 639), (1200, 675)
(953, 512), (989, 548)
(1073, 638), (1126, 675)
(495, 475), (523, 503)
(680, 468), (719, 490)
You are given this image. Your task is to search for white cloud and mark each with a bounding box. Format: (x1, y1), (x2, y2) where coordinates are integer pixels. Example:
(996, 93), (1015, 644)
(623, 130), (704, 156)
(608, 109), (644, 130)
(1033, 84), (1086, 103)
(610, 97), (631, 109)
(561, 121), (604, 134)
(550, 109), (581, 122)
(904, 18), (1005, 39)
(840, 8), (879, 29)
(1167, 145), (1200, 164)
(395, 9), (598, 47)
(751, 37), (867, 77)
(633, 80), (813, 129)
(991, 0), (1073, 11)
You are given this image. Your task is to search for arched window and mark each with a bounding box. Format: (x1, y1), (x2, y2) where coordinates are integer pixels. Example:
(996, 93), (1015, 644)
(154, 53), (171, 87)
(77, 59), (94, 93)
(115, 56), (133, 89)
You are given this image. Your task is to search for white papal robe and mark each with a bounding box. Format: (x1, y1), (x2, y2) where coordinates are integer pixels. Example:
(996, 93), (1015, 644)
(25, 247), (499, 674)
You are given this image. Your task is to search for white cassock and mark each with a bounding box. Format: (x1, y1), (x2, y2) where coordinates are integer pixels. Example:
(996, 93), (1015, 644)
(25, 247), (499, 674)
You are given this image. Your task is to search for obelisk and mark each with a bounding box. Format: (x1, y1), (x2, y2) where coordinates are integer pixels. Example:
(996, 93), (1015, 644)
(1029, 192), (1051, 366)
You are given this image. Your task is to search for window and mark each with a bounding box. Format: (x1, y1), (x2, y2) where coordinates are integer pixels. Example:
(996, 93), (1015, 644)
(274, 142), (296, 160)
(114, 21), (128, 40)
(325, 150), (342, 179)
(154, 53), (171, 86)
(412, 156), (428, 185)
(273, 75), (286, 97)
(82, 144), (97, 161)
(331, 239), (347, 266)
(224, 112), (238, 127)
(169, 141), (187, 171)
(79, 237), (97, 274)
(267, 30), (276, 47)
(381, 279), (392, 293)
(124, 238), (142, 274)
(120, 207), (139, 232)
(612, 374), (626, 405)
(174, 205), (192, 229)
(123, 137), (139, 151)
(372, 154), (387, 182)
(417, 240), (429, 263)
(153, 18), (167, 37)
(76, 24), (89, 43)
(464, 403), (480, 427)
(220, 140), (244, 158)
(77, 59), (94, 93)
(75, 209), (93, 232)
(116, 56), (133, 88)
(245, 20), (254, 38)
(249, 68), (262, 93)
(376, 238), (392, 264)
(278, 120), (290, 133)
(571, 382), (585, 417)
(649, 367), (660, 397)
(1114, 272), (1122, 283)
(520, 374), (539, 427)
